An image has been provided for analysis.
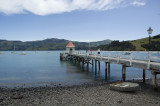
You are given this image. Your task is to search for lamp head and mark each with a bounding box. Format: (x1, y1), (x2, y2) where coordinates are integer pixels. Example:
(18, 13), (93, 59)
(147, 27), (153, 34)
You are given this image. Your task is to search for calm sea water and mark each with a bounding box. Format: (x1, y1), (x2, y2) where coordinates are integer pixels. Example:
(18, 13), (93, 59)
(0, 51), (159, 87)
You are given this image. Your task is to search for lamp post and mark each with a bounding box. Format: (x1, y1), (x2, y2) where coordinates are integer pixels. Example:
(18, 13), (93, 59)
(147, 27), (153, 51)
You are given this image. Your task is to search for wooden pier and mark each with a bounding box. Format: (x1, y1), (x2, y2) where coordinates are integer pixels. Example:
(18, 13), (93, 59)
(60, 51), (160, 90)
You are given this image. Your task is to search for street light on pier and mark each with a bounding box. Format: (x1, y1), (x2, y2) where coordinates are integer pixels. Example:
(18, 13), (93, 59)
(147, 27), (153, 51)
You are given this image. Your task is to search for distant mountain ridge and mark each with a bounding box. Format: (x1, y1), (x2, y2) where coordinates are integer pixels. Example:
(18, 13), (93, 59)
(0, 38), (112, 51)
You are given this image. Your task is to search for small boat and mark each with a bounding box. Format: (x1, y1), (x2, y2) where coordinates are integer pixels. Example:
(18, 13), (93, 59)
(19, 52), (26, 55)
(0, 52), (3, 54)
(11, 44), (16, 54)
(11, 51), (16, 54)
(124, 52), (131, 55)
(110, 82), (140, 92)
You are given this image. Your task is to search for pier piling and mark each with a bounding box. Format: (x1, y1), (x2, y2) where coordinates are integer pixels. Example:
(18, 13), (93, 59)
(95, 60), (97, 74)
(87, 59), (89, 71)
(105, 62), (108, 80)
(143, 69), (146, 83)
(151, 71), (158, 90)
(98, 61), (100, 71)
(122, 65), (126, 81)
(108, 62), (110, 79)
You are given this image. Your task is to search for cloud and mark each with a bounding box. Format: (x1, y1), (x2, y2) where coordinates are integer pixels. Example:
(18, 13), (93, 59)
(0, 0), (146, 16)
(131, 0), (146, 6)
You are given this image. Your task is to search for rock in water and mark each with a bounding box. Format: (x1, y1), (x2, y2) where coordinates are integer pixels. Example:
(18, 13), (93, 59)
(11, 94), (23, 99)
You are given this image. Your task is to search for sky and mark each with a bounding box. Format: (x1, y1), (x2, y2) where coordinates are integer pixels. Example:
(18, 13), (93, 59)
(0, 0), (160, 42)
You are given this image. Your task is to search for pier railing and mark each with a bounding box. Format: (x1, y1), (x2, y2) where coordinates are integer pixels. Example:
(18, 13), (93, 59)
(65, 51), (160, 69)
(66, 51), (160, 62)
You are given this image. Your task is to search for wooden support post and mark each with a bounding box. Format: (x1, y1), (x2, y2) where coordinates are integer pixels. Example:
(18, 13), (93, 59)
(105, 62), (108, 80)
(87, 59), (89, 71)
(78, 58), (80, 64)
(122, 65), (126, 81)
(92, 59), (94, 70)
(82, 58), (84, 69)
(92, 60), (94, 66)
(98, 61), (100, 71)
(95, 60), (97, 74)
(108, 62), (110, 76)
(151, 71), (158, 90)
(143, 69), (146, 83)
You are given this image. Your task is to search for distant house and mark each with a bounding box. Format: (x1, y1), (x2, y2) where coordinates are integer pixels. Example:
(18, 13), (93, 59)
(66, 41), (75, 54)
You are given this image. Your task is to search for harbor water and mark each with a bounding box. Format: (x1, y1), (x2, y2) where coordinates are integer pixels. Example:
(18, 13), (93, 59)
(0, 51), (159, 88)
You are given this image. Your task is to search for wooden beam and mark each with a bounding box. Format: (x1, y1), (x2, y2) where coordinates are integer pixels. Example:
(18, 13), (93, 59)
(98, 61), (100, 71)
(122, 65), (126, 81)
(87, 59), (89, 71)
(108, 62), (110, 80)
(151, 71), (158, 91)
(105, 62), (108, 80)
(82, 58), (84, 68)
(143, 69), (146, 83)
(95, 60), (97, 75)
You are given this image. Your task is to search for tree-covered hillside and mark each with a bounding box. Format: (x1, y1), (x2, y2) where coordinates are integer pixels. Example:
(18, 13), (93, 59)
(130, 34), (160, 51)
(93, 41), (136, 51)
(0, 38), (112, 51)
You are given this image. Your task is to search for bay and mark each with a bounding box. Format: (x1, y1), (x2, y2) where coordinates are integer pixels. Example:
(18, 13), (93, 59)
(0, 51), (159, 88)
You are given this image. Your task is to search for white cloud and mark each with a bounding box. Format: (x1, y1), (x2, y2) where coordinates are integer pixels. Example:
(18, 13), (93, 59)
(131, 0), (146, 6)
(0, 0), (146, 16)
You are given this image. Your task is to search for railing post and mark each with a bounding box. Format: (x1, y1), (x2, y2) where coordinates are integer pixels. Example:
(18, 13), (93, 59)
(143, 69), (146, 83)
(101, 54), (102, 60)
(95, 53), (97, 60)
(130, 52), (133, 66)
(117, 53), (120, 63)
(147, 52), (151, 69)
(108, 53), (110, 62)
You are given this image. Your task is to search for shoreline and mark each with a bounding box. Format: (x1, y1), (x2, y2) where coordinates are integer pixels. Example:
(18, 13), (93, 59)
(0, 79), (160, 106)
(0, 78), (159, 89)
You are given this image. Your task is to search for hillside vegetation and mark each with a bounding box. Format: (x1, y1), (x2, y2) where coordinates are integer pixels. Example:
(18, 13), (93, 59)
(0, 38), (111, 51)
(93, 41), (136, 51)
(0, 34), (159, 51)
(130, 34), (160, 51)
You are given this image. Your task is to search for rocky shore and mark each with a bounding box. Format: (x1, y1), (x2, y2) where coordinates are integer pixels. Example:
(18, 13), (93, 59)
(0, 80), (160, 106)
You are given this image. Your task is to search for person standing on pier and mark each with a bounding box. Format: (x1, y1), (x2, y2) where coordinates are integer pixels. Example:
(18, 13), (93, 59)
(98, 48), (101, 56)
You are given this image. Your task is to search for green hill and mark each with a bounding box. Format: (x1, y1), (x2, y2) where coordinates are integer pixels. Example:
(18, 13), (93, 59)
(92, 34), (160, 51)
(130, 34), (160, 51)
(0, 38), (112, 51)
(92, 40), (136, 51)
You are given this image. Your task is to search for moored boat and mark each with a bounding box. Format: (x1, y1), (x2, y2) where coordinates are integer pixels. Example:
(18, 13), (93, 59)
(19, 52), (26, 55)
